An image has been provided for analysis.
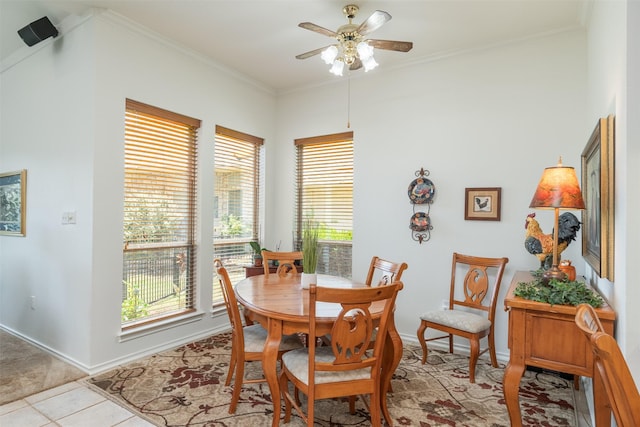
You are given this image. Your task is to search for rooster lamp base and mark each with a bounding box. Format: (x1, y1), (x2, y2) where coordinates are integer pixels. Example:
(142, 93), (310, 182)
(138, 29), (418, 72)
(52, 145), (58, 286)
(541, 207), (567, 285)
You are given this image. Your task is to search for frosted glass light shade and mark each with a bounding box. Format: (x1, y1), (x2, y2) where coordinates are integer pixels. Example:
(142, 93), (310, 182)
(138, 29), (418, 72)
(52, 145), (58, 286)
(321, 46), (338, 65)
(329, 60), (344, 76)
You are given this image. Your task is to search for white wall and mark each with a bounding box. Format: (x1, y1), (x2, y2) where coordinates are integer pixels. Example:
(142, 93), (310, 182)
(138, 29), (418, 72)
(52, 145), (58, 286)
(275, 30), (588, 359)
(1, 15), (97, 367)
(625, 0), (640, 380)
(586, 0), (639, 380)
(1, 3), (636, 389)
(0, 11), (277, 371)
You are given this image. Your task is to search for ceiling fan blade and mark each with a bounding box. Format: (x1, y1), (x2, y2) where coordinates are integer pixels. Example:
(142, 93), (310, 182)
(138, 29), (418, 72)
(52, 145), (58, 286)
(350, 58), (362, 71)
(368, 39), (413, 52)
(295, 45), (333, 60)
(298, 22), (338, 38)
(357, 10), (391, 36)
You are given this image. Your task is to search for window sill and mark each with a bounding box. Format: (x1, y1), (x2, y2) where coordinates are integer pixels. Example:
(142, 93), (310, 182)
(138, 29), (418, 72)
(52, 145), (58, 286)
(119, 311), (206, 342)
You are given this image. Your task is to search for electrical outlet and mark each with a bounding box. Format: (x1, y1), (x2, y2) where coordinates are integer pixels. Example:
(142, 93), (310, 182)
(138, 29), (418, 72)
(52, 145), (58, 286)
(61, 211), (77, 225)
(441, 299), (448, 310)
(30, 296), (36, 310)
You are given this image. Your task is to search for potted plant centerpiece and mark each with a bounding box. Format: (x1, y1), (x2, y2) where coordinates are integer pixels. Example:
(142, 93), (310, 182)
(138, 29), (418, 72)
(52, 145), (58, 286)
(301, 219), (319, 289)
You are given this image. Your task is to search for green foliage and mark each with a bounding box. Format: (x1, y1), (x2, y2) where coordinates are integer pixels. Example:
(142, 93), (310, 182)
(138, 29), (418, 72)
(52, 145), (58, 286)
(121, 280), (149, 322)
(218, 214), (246, 238)
(514, 275), (604, 308)
(317, 225), (352, 241)
(302, 219), (319, 273)
(249, 241), (266, 256)
(124, 198), (177, 244)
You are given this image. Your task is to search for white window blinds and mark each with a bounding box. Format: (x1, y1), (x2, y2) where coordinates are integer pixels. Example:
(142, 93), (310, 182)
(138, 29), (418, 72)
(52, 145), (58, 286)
(213, 126), (263, 304)
(122, 99), (200, 327)
(295, 132), (353, 277)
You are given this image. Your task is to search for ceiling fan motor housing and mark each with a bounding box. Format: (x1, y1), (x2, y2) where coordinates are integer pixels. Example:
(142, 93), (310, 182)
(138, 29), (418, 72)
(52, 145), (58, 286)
(336, 26), (361, 65)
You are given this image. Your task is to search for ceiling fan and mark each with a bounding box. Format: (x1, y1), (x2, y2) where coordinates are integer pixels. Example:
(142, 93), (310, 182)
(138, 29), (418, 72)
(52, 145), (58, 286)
(296, 4), (413, 76)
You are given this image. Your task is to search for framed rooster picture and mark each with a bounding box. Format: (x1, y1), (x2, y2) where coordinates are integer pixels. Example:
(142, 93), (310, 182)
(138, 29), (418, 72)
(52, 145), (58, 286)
(464, 187), (501, 221)
(581, 115), (615, 281)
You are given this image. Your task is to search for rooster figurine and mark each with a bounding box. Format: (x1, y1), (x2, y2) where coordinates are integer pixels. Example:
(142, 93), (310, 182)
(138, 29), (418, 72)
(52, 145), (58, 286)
(524, 212), (581, 269)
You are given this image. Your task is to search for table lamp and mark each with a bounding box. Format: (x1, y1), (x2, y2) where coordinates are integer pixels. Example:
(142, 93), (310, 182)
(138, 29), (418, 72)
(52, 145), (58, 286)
(529, 157), (585, 282)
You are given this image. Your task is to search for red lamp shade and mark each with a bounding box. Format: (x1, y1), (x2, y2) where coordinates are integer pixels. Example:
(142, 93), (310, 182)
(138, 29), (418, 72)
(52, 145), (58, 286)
(529, 159), (585, 210)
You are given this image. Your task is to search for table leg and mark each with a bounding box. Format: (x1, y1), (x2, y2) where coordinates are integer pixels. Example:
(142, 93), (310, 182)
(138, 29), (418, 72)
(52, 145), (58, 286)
(592, 367), (612, 427)
(503, 360), (525, 427)
(380, 316), (402, 427)
(264, 318), (283, 427)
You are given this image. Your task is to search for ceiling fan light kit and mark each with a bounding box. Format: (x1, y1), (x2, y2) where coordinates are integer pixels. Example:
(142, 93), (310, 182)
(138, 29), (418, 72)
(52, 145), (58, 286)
(296, 4), (413, 76)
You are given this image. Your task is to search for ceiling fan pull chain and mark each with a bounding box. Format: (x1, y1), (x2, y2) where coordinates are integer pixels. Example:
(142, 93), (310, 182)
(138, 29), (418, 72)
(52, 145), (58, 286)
(347, 74), (351, 128)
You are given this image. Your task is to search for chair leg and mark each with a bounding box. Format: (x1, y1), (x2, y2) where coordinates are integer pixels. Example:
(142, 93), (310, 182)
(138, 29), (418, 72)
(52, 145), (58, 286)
(307, 394), (314, 427)
(370, 390), (381, 427)
(448, 334), (454, 354)
(294, 387), (302, 406)
(417, 321), (429, 364)
(348, 395), (356, 414)
(228, 359), (244, 414)
(468, 338), (480, 383)
(488, 331), (498, 368)
(279, 370), (292, 423)
(225, 347), (236, 386)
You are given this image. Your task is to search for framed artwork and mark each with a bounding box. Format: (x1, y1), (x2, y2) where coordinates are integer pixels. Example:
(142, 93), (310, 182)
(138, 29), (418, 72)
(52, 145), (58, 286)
(582, 115), (615, 281)
(464, 187), (501, 221)
(0, 169), (27, 236)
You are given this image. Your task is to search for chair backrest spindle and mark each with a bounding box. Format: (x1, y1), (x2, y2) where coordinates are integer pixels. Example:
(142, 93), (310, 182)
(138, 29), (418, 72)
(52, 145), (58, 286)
(365, 256), (408, 287)
(262, 250), (303, 278)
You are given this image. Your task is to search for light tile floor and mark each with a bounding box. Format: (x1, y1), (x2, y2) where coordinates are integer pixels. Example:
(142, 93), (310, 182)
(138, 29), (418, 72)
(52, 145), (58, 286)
(0, 380), (152, 427)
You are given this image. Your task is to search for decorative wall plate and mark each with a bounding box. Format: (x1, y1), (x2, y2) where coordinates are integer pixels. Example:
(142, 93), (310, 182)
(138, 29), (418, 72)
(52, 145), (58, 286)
(408, 177), (435, 204)
(410, 212), (430, 232)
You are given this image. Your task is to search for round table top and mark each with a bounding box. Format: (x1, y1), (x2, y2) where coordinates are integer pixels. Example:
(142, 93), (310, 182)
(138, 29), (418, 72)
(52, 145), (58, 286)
(234, 273), (375, 321)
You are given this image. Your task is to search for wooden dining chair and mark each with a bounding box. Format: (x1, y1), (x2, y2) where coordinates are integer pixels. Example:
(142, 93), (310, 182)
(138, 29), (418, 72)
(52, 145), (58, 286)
(575, 304), (640, 427)
(416, 252), (508, 383)
(363, 256), (407, 352)
(279, 281), (403, 427)
(261, 250), (303, 278)
(365, 256), (408, 287)
(214, 259), (303, 414)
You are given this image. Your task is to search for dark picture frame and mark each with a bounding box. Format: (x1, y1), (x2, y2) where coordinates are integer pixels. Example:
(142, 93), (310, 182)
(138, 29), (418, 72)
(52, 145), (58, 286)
(581, 115), (615, 281)
(464, 187), (501, 221)
(0, 169), (27, 236)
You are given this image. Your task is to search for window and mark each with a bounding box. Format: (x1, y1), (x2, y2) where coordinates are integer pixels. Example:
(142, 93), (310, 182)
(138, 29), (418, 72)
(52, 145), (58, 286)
(295, 132), (353, 277)
(122, 99), (200, 328)
(213, 126), (263, 305)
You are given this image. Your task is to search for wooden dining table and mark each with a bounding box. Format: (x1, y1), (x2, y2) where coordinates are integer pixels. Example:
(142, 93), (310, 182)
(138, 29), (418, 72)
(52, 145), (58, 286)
(234, 272), (403, 427)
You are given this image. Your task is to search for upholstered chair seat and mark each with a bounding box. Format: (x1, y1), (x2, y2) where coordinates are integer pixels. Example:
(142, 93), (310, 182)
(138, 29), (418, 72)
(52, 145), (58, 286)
(419, 310), (491, 333)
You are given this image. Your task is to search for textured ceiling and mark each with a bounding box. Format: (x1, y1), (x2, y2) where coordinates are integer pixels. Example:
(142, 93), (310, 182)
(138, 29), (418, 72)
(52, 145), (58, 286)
(1, 1), (587, 91)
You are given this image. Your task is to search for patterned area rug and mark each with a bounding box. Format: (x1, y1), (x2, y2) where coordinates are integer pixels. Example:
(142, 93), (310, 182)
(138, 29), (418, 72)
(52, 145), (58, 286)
(87, 332), (578, 426)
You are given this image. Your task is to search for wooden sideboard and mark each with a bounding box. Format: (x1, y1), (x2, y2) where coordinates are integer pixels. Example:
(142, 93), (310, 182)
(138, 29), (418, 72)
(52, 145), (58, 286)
(244, 265), (275, 277)
(503, 271), (616, 427)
